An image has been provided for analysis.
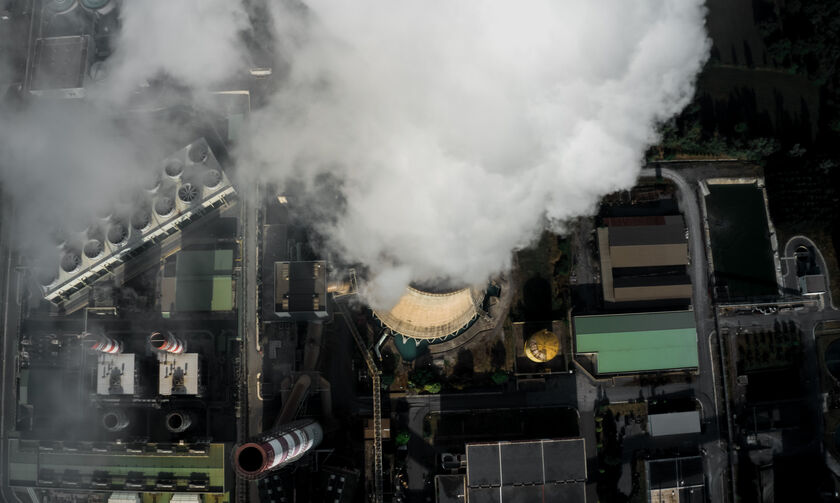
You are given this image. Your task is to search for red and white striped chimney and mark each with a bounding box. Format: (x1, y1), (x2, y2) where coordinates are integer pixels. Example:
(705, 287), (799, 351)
(90, 335), (122, 354)
(149, 331), (186, 354)
(233, 419), (323, 479)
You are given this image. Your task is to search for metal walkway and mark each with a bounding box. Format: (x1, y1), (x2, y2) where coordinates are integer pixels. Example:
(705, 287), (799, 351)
(335, 273), (383, 503)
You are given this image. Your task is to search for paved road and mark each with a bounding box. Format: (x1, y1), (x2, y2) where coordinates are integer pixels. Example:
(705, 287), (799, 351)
(639, 166), (731, 502)
(780, 235), (836, 310)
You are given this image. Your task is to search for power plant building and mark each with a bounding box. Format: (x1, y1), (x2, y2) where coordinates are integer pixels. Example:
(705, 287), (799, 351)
(161, 249), (235, 316)
(96, 353), (137, 396)
(440, 438), (587, 502)
(157, 353), (200, 396)
(574, 311), (699, 374)
(6, 439), (229, 495)
(597, 215), (691, 303)
(39, 138), (235, 305)
(274, 260), (327, 319)
(374, 286), (484, 341)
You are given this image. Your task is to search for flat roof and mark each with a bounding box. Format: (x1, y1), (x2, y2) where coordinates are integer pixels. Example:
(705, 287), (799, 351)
(608, 244), (688, 268)
(607, 215), (686, 246)
(648, 411), (701, 437)
(466, 439), (586, 502)
(274, 261), (327, 316)
(574, 311), (698, 374)
(96, 353), (136, 395)
(170, 249), (234, 312)
(157, 353), (199, 396)
(7, 439), (227, 493)
(647, 456), (705, 503)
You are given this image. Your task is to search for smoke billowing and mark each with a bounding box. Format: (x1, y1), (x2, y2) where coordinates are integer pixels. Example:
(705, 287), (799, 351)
(0, 0), (710, 308)
(250, 0), (710, 307)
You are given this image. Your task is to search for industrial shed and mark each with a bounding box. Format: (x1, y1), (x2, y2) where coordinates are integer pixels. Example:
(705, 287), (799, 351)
(597, 215), (691, 303)
(574, 311), (698, 374)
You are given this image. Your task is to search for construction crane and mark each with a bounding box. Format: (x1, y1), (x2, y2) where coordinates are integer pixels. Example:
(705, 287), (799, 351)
(334, 270), (383, 503)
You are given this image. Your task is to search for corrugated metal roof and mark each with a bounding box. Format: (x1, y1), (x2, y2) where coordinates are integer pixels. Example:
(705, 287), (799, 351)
(574, 311), (698, 373)
(609, 244), (688, 268)
(648, 411), (702, 437)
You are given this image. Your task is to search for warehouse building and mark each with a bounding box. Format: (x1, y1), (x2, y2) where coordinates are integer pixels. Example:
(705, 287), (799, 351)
(436, 438), (587, 502)
(574, 311), (698, 375)
(646, 456), (705, 503)
(597, 215), (691, 303)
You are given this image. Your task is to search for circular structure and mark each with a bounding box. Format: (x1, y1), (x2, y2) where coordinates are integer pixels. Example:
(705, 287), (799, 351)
(188, 143), (209, 164)
(373, 286), (484, 341)
(80, 0), (109, 8)
(524, 329), (560, 363)
(45, 0), (77, 14)
(36, 268), (58, 287)
(101, 410), (129, 432)
(164, 159), (184, 178)
(165, 411), (192, 433)
(130, 209), (151, 231)
(106, 222), (128, 245)
(154, 196), (175, 217)
(60, 250), (82, 273)
(83, 239), (104, 259)
(202, 169), (222, 188)
(177, 183), (199, 203)
(826, 339), (840, 382)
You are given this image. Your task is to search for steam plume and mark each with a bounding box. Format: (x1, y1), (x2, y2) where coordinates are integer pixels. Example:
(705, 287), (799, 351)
(249, 0), (711, 307)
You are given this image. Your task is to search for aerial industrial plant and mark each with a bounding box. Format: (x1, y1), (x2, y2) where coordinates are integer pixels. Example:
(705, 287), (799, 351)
(2, 1), (840, 503)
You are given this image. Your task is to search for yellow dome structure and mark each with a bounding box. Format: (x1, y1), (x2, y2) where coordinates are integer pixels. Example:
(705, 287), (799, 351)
(524, 329), (560, 363)
(373, 286), (485, 341)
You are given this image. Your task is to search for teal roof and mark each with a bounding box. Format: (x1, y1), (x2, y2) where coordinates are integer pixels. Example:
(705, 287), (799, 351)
(574, 311), (698, 374)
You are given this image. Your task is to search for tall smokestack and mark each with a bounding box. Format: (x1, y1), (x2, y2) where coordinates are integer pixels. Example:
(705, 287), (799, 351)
(149, 331), (185, 354)
(90, 334), (122, 354)
(233, 419), (323, 480)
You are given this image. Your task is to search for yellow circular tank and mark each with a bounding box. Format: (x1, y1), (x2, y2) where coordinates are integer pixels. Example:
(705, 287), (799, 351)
(524, 329), (560, 363)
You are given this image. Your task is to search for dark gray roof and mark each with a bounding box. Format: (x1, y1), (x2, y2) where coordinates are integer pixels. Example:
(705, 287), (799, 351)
(647, 456), (704, 488)
(435, 475), (465, 503)
(274, 261), (327, 315)
(648, 411), (701, 437)
(465, 439), (586, 503)
(613, 274), (690, 288)
(608, 215), (686, 247)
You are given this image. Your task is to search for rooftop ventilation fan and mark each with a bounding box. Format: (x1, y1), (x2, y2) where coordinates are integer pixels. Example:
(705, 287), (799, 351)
(37, 268), (58, 287)
(83, 239), (104, 259)
(131, 209), (151, 231)
(154, 196), (175, 216)
(164, 159), (183, 178)
(106, 222), (128, 245)
(44, 0), (77, 14)
(202, 169), (222, 188)
(178, 183), (199, 203)
(60, 251), (82, 273)
(188, 144), (208, 164)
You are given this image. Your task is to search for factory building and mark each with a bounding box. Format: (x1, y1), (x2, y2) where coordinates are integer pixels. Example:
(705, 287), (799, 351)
(373, 286), (485, 342)
(38, 138), (236, 305)
(436, 438), (587, 502)
(646, 456), (705, 503)
(6, 439), (230, 495)
(274, 260), (328, 320)
(597, 215), (692, 304)
(574, 311), (699, 375)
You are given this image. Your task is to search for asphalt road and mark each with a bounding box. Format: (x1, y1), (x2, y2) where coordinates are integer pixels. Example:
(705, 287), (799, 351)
(0, 195), (21, 502)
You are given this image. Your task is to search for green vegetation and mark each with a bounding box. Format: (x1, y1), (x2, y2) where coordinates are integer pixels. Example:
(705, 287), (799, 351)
(490, 371), (509, 385)
(395, 431), (410, 446)
(510, 231), (571, 322)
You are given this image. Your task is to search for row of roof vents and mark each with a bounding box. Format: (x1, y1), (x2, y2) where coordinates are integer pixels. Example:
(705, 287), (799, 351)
(39, 139), (235, 303)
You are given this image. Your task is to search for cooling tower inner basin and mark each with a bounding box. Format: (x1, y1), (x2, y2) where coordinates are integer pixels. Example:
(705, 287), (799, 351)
(237, 444), (266, 473)
(202, 169), (222, 188)
(102, 413), (119, 429)
(164, 159), (184, 177)
(131, 210), (151, 230)
(167, 413), (183, 430)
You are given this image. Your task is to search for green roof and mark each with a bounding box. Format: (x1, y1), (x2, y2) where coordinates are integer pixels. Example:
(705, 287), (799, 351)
(574, 311), (698, 374)
(173, 250), (234, 312)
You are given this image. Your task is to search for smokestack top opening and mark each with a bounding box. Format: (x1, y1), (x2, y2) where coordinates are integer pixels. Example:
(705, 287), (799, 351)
(149, 332), (166, 349)
(102, 412), (118, 429)
(236, 444), (266, 474)
(167, 413), (183, 430)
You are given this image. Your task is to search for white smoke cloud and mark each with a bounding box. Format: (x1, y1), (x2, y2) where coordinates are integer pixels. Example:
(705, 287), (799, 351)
(249, 0), (711, 308)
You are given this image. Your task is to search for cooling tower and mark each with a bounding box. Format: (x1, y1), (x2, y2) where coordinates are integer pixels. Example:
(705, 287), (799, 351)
(372, 285), (485, 341)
